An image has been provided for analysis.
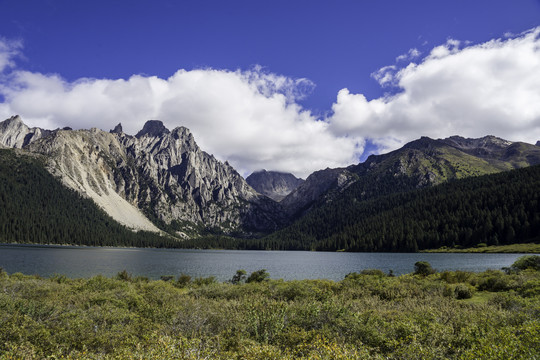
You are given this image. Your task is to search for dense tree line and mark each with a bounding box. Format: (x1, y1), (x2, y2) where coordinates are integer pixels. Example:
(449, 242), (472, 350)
(2, 147), (540, 252)
(0, 150), (178, 248)
(261, 164), (540, 251)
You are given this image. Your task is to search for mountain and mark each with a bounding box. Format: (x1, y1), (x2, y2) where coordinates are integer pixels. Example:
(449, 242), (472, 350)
(0, 148), (172, 247)
(280, 135), (540, 218)
(280, 168), (357, 217)
(0, 116), (285, 238)
(0, 115), (52, 148)
(2, 114), (540, 251)
(260, 163), (540, 251)
(246, 169), (304, 202)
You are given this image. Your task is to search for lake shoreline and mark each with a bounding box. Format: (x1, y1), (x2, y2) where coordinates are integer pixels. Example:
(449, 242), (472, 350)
(422, 243), (540, 254)
(2, 241), (540, 253)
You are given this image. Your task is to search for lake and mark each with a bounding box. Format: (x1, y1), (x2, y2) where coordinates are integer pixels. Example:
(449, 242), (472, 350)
(0, 244), (532, 281)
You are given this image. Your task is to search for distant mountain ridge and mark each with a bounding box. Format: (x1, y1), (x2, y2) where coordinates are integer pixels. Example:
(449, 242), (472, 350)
(280, 134), (540, 219)
(2, 114), (540, 249)
(246, 170), (304, 202)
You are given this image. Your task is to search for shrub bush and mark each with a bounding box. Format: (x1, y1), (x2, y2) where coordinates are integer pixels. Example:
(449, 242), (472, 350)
(247, 269), (270, 283)
(512, 255), (540, 272)
(454, 283), (475, 299)
(360, 269), (386, 276)
(176, 273), (192, 288)
(116, 270), (132, 281)
(414, 261), (436, 276)
(231, 269), (247, 284)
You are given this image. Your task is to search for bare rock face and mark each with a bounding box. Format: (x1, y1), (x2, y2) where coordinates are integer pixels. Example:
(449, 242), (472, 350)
(0, 115), (51, 148)
(115, 121), (285, 233)
(26, 128), (161, 233)
(135, 120), (170, 138)
(246, 169), (304, 202)
(5, 117), (285, 236)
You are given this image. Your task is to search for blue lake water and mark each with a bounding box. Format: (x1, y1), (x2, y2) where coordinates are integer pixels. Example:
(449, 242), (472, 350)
(0, 244), (532, 281)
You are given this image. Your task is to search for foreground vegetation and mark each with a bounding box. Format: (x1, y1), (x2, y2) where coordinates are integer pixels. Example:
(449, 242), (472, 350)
(1, 257), (539, 359)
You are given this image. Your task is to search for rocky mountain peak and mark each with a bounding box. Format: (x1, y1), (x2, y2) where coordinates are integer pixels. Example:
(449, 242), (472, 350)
(0, 115), (51, 148)
(171, 126), (196, 147)
(443, 135), (513, 151)
(110, 123), (123, 134)
(536, 141), (540, 147)
(246, 169), (304, 202)
(135, 120), (170, 138)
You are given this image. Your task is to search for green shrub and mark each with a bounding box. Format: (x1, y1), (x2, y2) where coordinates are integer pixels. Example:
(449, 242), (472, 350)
(176, 273), (192, 287)
(439, 270), (471, 284)
(478, 275), (511, 292)
(230, 269), (247, 284)
(454, 283), (475, 299)
(414, 261), (436, 276)
(193, 276), (217, 286)
(360, 269), (386, 276)
(247, 269), (270, 283)
(116, 270), (132, 281)
(160, 275), (175, 282)
(512, 255), (540, 272)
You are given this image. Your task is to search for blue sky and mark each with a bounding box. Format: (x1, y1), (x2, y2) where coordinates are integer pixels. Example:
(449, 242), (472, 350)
(1, 0), (540, 177)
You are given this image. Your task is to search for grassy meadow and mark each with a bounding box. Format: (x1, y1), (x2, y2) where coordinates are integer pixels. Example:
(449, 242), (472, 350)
(0, 257), (539, 359)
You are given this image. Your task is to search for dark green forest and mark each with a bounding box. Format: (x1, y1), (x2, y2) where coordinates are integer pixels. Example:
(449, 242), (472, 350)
(260, 164), (540, 251)
(0, 149), (177, 248)
(1, 148), (540, 251)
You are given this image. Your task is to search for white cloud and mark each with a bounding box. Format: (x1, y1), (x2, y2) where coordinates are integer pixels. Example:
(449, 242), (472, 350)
(396, 48), (421, 62)
(0, 38), (22, 73)
(330, 27), (540, 152)
(0, 62), (358, 178)
(2, 27), (540, 178)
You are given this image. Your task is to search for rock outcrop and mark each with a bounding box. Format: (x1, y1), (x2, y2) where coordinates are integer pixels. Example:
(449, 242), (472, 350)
(246, 169), (304, 202)
(0, 115), (51, 148)
(0, 117), (285, 236)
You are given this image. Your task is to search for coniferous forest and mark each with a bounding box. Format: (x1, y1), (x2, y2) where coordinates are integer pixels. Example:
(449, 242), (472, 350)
(260, 164), (540, 251)
(0, 149), (175, 248)
(1, 147), (540, 251)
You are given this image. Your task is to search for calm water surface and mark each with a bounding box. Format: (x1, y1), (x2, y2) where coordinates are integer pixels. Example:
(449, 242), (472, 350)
(0, 244), (532, 281)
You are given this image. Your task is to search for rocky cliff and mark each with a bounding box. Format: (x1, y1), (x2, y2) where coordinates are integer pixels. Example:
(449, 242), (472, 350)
(0, 116), (285, 237)
(246, 170), (304, 202)
(0, 115), (52, 148)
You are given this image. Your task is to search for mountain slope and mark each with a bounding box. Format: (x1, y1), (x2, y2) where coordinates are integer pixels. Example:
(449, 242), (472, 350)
(261, 164), (540, 251)
(246, 169), (304, 202)
(281, 135), (540, 219)
(0, 148), (173, 247)
(0, 116), (285, 238)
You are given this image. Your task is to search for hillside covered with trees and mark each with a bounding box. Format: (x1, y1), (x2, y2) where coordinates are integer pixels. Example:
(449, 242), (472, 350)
(1, 147), (540, 252)
(260, 164), (540, 251)
(0, 149), (175, 248)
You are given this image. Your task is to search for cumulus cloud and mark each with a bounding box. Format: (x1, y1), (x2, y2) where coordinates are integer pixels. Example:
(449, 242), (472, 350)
(330, 27), (540, 152)
(0, 59), (358, 178)
(2, 27), (540, 177)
